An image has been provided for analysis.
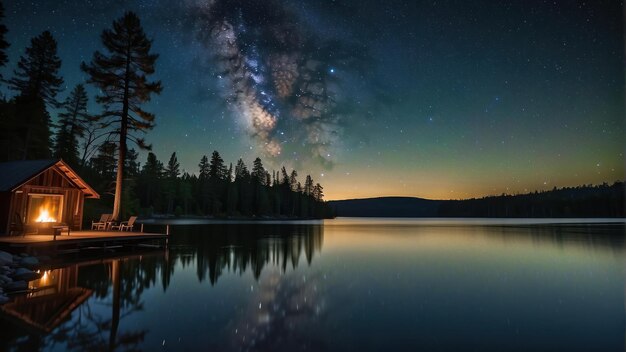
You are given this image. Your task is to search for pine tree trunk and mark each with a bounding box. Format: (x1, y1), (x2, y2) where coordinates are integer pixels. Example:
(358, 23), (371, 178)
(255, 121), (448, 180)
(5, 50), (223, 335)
(112, 46), (131, 221)
(112, 126), (126, 221)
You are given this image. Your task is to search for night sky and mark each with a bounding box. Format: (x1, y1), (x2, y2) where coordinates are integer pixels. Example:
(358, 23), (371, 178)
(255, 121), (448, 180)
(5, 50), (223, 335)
(2, 0), (624, 200)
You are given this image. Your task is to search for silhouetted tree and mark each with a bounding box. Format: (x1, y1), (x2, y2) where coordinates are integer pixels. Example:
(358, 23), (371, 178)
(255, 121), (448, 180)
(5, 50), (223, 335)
(90, 141), (117, 187)
(251, 157), (266, 185)
(137, 152), (163, 213)
(209, 150), (227, 181)
(198, 155), (210, 179)
(53, 84), (89, 166)
(288, 170), (297, 190)
(234, 158), (249, 181)
(179, 172), (193, 214)
(312, 183), (324, 201)
(198, 155), (211, 213)
(303, 175), (313, 196)
(280, 166), (290, 185)
(82, 11), (162, 220)
(9, 31), (63, 159)
(208, 151), (228, 213)
(9, 30), (62, 107)
(165, 152), (180, 179)
(252, 158), (269, 214)
(12, 97), (50, 159)
(165, 152), (180, 213)
(125, 148), (140, 177)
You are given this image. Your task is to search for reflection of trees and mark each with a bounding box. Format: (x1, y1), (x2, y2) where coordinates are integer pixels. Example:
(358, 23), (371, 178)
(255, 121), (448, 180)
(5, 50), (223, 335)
(483, 223), (625, 254)
(169, 224), (324, 285)
(143, 224), (327, 351)
(48, 259), (150, 351)
(0, 224), (325, 351)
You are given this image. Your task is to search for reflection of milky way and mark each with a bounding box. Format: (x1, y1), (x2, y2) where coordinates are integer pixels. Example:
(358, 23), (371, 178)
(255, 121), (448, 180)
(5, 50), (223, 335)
(190, 0), (342, 167)
(229, 269), (327, 351)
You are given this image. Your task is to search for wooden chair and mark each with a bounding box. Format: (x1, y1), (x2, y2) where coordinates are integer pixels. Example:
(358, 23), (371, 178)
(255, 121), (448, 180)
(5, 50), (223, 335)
(10, 212), (24, 236)
(91, 214), (112, 230)
(111, 216), (137, 232)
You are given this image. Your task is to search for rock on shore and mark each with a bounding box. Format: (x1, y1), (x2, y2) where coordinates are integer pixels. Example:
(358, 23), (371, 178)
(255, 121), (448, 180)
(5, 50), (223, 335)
(0, 250), (44, 304)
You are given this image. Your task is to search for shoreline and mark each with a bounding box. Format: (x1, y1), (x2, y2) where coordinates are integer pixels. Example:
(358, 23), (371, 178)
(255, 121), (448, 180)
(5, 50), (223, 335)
(137, 216), (330, 225)
(136, 216), (626, 226)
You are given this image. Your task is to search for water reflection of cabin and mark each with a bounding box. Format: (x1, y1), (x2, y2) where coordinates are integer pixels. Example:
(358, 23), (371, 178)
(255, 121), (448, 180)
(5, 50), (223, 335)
(0, 265), (93, 333)
(0, 159), (99, 235)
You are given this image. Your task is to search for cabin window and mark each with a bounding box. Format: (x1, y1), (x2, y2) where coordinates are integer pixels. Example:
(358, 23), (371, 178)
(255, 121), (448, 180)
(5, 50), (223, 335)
(27, 194), (63, 224)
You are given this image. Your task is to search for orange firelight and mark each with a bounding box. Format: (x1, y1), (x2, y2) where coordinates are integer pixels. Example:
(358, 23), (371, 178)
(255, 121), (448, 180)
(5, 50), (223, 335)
(35, 207), (57, 223)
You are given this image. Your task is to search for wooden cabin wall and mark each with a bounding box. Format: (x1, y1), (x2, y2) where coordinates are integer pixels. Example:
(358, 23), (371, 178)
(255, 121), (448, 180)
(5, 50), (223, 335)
(11, 167), (85, 231)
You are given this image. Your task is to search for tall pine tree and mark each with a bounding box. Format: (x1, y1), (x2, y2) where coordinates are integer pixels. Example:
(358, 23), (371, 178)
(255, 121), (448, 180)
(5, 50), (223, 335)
(198, 155), (210, 180)
(10, 31), (62, 107)
(304, 175), (314, 196)
(9, 31), (63, 159)
(138, 152), (163, 212)
(234, 158), (249, 182)
(312, 183), (324, 201)
(251, 157), (266, 185)
(54, 84), (89, 166)
(90, 141), (117, 182)
(209, 150), (227, 181)
(82, 12), (162, 220)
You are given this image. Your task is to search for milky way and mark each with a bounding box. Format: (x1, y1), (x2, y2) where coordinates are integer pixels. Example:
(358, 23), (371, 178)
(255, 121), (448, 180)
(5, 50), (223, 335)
(186, 0), (351, 168)
(2, 0), (623, 199)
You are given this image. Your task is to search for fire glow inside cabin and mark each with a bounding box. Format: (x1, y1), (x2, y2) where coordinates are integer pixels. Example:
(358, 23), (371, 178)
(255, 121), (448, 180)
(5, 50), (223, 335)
(0, 159), (99, 235)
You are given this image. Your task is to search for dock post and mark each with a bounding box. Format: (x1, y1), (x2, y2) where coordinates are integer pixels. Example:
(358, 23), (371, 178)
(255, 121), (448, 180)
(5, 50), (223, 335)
(166, 224), (170, 235)
(141, 223), (144, 233)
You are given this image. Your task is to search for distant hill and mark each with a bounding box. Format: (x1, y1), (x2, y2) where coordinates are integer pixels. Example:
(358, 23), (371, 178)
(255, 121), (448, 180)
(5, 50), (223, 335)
(328, 182), (625, 218)
(328, 197), (442, 217)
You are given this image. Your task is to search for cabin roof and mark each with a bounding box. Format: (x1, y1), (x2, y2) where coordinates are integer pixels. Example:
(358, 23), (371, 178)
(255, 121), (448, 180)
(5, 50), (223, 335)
(0, 159), (100, 198)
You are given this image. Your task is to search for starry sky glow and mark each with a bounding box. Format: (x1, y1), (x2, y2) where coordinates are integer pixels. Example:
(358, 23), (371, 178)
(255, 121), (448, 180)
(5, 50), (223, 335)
(2, 0), (624, 200)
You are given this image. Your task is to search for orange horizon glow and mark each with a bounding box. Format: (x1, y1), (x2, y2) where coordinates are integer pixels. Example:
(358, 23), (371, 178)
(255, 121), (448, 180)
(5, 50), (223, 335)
(323, 176), (625, 201)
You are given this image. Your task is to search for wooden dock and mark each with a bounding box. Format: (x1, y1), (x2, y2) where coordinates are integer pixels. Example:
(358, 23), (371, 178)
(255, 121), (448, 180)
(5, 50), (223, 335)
(0, 231), (168, 255)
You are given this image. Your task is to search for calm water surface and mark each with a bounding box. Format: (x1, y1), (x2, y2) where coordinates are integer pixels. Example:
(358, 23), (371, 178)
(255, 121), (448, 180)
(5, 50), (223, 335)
(0, 218), (624, 351)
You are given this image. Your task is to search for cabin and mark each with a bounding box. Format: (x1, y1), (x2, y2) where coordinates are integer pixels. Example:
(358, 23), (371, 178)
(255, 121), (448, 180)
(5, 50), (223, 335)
(0, 159), (99, 236)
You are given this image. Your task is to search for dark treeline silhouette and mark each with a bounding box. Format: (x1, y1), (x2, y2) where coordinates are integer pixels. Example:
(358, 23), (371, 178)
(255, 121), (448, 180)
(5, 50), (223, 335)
(90, 149), (332, 219)
(0, 4), (330, 220)
(0, 27), (62, 161)
(331, 182), (625, 218)
(438, 182), (625, 218)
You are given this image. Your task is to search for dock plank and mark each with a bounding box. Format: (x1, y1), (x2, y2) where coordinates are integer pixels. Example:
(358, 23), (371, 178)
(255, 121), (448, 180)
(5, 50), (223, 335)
(0, 231), (168, 252)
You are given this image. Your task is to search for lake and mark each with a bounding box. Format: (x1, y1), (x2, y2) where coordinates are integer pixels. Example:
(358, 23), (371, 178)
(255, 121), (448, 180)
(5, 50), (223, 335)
(0, 218), (624, 351)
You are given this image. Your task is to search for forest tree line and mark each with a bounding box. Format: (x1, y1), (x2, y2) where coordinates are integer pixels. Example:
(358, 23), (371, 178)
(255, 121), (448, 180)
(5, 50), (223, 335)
(0, 3), (331, 219)
(437, 182), (625, 218)
(86, 148), (332, 218)
(330, 182), (625, 218)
